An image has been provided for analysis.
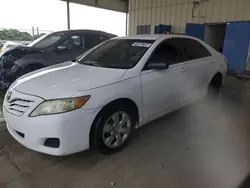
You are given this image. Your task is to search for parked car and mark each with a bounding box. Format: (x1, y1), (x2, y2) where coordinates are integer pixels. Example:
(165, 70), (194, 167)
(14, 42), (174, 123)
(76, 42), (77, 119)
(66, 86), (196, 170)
(3, 34), (227, 156)
(1, 41), (26, 53)
(0, 30), (117, 91)
(0, 41), (6, 52)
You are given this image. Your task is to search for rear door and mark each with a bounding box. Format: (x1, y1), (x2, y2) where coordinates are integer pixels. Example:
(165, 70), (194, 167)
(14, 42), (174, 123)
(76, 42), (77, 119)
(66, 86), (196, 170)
(181, 38), (214, 101)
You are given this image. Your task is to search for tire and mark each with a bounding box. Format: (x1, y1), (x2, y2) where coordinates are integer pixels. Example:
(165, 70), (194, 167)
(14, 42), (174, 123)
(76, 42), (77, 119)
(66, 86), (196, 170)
(91, 105), (135, 154)
(207, 81), (221, 99)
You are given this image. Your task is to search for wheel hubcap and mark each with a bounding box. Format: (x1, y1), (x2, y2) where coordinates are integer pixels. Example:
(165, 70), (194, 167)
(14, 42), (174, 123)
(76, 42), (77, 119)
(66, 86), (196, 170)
(103, 111), (131, 148)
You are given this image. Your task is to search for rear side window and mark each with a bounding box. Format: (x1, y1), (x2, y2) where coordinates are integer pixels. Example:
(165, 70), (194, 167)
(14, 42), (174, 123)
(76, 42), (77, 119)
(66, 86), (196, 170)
(84, 33), (102, 49)
(182, 38), (211, 61)
(100, 34), (112, 42)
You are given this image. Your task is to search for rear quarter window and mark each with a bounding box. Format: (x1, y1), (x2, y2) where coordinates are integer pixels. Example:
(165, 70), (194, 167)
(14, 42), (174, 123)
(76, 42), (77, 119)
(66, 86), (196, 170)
(84, 33), (103, 49)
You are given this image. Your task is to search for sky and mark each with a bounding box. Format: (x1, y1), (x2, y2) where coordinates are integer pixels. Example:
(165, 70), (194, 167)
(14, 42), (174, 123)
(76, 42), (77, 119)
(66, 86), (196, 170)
(0, 0), (126, 36)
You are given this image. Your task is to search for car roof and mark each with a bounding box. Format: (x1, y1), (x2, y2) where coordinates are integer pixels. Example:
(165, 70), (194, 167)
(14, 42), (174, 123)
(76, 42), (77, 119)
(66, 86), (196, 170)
(117, 34), (198, 41)
(118, 34), (164, 40)
(52, 29), (117, 37)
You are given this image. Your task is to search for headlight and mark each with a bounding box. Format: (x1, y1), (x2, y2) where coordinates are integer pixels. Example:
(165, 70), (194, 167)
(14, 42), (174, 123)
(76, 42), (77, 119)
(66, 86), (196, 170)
(30, 96), (90, 117)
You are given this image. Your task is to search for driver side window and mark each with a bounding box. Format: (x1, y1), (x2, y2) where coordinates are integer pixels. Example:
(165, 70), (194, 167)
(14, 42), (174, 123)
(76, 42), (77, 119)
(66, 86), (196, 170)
(148, 38), (184, 66)
(61, 35), (85, 50)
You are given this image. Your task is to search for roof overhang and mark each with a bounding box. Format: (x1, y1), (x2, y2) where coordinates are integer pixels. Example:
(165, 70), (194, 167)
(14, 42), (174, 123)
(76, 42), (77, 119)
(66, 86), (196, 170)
(61, 0), (128, 13)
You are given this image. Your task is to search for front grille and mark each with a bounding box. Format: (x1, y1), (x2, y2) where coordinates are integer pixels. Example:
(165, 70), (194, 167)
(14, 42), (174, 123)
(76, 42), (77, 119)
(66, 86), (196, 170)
(5, 90), (36, 116)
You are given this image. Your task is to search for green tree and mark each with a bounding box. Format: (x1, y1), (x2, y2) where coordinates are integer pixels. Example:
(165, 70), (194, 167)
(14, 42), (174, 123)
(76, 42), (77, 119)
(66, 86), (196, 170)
(0, 29), (33, 41)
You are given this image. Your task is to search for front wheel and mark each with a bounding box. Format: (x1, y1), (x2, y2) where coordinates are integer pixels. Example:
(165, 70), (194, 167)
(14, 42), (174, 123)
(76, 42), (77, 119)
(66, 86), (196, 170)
(91, 106), (135, 154)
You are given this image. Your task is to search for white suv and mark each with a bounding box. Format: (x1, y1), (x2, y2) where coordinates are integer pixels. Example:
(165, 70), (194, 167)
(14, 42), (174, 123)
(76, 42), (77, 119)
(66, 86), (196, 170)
(3, 35), (227, 156)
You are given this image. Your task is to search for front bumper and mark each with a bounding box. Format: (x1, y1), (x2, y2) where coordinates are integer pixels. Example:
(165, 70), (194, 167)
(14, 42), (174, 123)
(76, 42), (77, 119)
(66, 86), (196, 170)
(3, 90), (100, 156)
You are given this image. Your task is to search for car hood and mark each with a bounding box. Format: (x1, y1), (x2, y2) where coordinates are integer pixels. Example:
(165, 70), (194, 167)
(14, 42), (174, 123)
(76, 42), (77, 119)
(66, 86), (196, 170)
(0, 45), (42, 67)
(0, 45), (41, 57)
(12, 61), (127, 99)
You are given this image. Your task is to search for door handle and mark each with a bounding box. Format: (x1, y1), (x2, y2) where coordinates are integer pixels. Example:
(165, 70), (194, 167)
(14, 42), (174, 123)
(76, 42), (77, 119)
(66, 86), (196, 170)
(210, 60), (216, 64)
(181, 67), (188, 72)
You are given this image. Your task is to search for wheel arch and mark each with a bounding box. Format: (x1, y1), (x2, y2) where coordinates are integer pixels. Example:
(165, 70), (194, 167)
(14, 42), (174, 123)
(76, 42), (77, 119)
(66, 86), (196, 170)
(210, 72), (223, 88)
(89, 97), (140, 148)
(24, 63), (46, 70)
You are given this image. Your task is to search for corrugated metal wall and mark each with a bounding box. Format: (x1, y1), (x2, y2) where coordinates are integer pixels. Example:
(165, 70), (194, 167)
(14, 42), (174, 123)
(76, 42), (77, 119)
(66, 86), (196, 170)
(128, 0), (250, 35)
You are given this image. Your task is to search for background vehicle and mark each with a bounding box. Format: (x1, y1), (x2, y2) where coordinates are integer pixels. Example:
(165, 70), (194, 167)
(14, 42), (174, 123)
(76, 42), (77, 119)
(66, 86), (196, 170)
(0, 30), (117, 91)
(0, 41), (5, 52)
(1, 41), (25, 52)
(3, 35), (227, 156)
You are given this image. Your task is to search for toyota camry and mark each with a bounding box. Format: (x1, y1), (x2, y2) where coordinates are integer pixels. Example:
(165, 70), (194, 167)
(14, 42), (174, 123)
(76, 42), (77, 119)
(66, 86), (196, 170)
(3, 34), (227, 156)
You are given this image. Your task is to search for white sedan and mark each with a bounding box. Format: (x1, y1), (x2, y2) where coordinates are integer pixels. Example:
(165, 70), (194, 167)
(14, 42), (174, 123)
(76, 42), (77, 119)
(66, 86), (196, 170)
(3, 35), (227, 156)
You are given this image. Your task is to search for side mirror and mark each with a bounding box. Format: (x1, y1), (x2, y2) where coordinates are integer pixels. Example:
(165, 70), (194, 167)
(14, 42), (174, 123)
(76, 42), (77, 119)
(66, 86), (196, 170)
(56, 45), (68, 51)
(146, 62), (169, 70)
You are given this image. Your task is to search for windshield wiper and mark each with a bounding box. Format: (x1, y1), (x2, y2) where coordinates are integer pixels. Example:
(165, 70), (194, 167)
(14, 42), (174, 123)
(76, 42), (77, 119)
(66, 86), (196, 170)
(82, 61), (102, 67)
(72, 58), (79, 62)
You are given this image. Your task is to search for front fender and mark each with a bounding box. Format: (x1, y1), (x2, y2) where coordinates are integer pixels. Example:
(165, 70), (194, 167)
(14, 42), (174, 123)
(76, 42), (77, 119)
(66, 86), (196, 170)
(72, 76), (143, 122)
(14, 58), (46, 68)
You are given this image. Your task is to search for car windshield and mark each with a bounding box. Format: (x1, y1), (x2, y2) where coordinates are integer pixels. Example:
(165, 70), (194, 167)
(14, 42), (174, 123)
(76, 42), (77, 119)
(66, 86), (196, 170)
(28, 32), (64, 49)
(77, 39), (155, 69)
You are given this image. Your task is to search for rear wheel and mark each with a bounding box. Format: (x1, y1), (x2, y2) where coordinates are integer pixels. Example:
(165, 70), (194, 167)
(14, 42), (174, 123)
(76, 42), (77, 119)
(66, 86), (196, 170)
(91, 105), (135, 154)
(207, 73), (222, 99)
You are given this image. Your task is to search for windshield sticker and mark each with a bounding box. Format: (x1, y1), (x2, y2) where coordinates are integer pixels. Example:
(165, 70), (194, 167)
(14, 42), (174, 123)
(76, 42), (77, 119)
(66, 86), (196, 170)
(132, 42), (152, 48)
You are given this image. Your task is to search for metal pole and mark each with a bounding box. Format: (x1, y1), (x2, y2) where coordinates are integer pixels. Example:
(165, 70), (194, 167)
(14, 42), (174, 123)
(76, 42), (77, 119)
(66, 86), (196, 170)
(32, 26), (35, 39)
(125, 13), (128, 35)
(67, 0), (70, 29)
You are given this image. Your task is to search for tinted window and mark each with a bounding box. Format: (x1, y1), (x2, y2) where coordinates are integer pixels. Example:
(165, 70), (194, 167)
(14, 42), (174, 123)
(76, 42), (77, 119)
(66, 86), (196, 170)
(100, 34), (112, 42)
(78, 39), (154, 69)
(84, 33), (102, 48)
(182, 39), (211, 60)
(148, 38), (186, 66)
(29, 33), (63, 49)
(61, 35), (85, 50)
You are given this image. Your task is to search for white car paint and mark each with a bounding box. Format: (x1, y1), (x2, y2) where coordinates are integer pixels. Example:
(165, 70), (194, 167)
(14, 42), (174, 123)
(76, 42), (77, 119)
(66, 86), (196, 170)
(3, 34), (227, 156)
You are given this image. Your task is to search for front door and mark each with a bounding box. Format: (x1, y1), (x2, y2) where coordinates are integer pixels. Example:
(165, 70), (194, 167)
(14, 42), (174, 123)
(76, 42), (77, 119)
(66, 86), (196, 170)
(141, 38), (188, 121)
